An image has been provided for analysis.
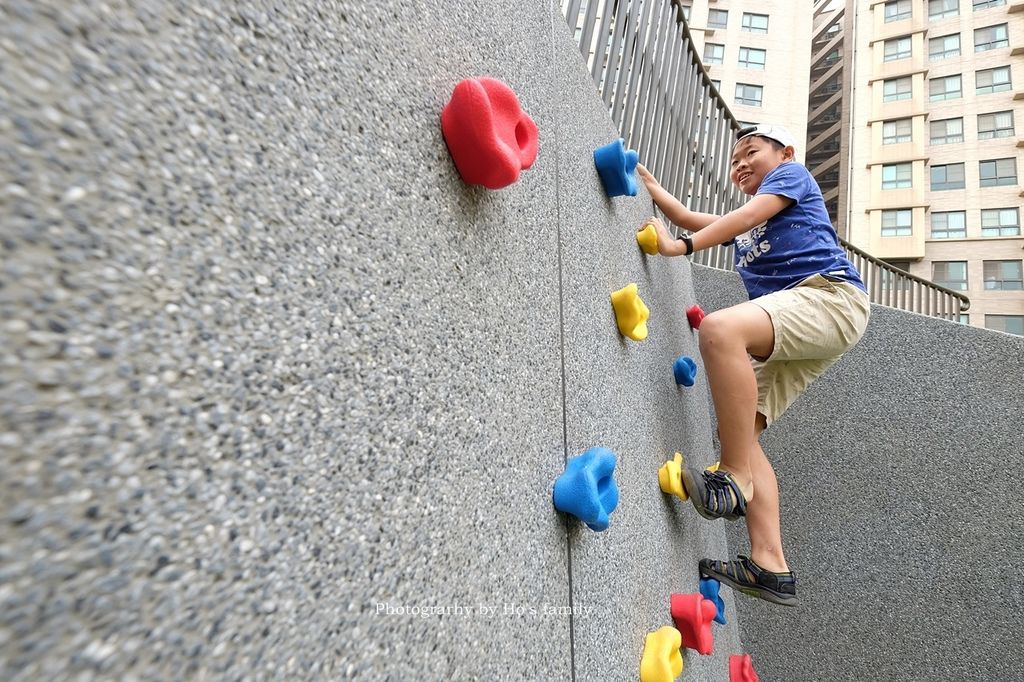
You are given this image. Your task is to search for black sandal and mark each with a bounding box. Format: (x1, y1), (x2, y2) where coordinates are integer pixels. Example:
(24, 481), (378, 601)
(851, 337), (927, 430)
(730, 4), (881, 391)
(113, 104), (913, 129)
(699, 555), (798, 607)
(680, 467), (748, 520)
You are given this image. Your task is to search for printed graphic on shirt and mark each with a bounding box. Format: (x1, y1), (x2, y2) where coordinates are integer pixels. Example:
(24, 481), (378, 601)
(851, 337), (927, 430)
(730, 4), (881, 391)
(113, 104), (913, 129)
(731, 163), (866, 299)
(735, 222), (770, 270)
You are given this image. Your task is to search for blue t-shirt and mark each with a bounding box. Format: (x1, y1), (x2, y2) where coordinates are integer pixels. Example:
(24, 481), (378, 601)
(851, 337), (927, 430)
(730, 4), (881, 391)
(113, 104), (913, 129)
(731, 162), (866, 300)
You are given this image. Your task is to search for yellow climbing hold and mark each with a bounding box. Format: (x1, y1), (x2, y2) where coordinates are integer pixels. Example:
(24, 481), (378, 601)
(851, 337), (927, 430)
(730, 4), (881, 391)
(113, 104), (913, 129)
(658, 453), (688, 502)
(637, 224), (659, 255)
(610, 283), (649, 341)
(639, 625), (684, 682)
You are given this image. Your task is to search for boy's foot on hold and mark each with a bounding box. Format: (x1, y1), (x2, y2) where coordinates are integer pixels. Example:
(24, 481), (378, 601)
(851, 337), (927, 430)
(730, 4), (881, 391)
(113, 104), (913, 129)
(680, 467), (748, 520)
(699, 555), (798, 607)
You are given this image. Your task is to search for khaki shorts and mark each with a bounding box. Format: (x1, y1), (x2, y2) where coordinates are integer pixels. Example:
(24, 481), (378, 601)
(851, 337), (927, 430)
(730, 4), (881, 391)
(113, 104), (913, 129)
(750, 274), (871, 427)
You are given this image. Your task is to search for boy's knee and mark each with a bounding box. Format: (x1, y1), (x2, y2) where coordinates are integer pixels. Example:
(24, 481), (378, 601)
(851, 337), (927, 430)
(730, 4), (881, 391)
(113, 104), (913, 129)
(697, 311), (736, 353)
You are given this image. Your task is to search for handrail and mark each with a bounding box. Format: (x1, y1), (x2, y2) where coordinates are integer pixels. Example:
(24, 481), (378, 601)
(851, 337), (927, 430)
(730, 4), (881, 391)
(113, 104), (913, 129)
(838, 236), (971, 318)
(561, 0), (970, 322)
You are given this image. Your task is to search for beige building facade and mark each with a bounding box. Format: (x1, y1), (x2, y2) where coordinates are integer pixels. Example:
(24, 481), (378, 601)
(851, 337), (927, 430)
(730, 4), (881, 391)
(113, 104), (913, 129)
(846, 0), (1024, 333)
(683, 0), (815, 164)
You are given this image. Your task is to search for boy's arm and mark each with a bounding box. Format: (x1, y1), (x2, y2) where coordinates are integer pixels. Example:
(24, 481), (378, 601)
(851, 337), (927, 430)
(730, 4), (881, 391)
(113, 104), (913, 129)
(636, 164), (719, 231)
(657, 193), (792, 257)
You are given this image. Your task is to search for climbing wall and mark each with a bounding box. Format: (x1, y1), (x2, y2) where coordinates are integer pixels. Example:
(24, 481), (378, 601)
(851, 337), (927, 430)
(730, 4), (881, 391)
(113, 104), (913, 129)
(1, 0), (744, 680)
(546, 14), (744, 680)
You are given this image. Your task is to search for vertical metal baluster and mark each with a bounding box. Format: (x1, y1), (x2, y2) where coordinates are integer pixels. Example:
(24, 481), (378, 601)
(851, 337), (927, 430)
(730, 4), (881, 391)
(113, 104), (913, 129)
(611, 0), (644, 131)
(633, 1), (669, 165)
(649, 14), (682, 175)
(678, 63), (701, 205)
(695, 89), (715, 213)
(579, 0), (602, 73)
(566, 0), (584, 37)
(662, 24), (688, 176)
(625, 0), (661, 151)
(619, 0), (656, 142)
(602, 1), (630, 107)
(590, 0), (614, 90)
(669, 59), (697, 201)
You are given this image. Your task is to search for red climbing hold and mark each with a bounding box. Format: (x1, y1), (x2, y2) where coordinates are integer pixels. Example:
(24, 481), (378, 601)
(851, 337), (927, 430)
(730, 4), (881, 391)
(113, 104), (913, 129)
(729, 654), (759, 682)
(440, 77), (539, 189)
(669, 593), (717, 655)
(686, 304), (706, 330)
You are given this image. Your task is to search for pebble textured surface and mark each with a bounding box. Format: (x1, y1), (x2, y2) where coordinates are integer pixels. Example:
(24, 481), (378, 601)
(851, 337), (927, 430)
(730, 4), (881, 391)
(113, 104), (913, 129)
(696, 266), (1024, 682)
(0, 1), (742, 680)
(547, 18), (742, 682)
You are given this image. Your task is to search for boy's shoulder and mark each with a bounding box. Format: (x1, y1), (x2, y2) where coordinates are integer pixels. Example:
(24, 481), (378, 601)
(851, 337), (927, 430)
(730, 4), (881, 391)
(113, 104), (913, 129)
(766, 161), (810, 179)
(760, 162), (816, 197)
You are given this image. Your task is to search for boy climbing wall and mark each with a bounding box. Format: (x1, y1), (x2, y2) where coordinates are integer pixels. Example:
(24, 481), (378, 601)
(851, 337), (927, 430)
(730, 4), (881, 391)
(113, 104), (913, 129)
(638, 125), (870, 606)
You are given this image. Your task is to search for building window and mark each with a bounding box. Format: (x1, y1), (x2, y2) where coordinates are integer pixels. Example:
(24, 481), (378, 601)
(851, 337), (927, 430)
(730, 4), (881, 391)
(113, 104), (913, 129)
(735, 83), (763, 107)
(979, 158), (1017, 186)
(981, 208), (1021, 236)
(928, 0), (959, 19)
(883, 77), (913, 101)
(884, 0), (913, 22)
(881, 209), (913, 236)
(881, 260), (914, 291)
(882, 163), (913, 189)
(933, 261), (968, 290)
(703, 43), (725, 64)
(710, 79), (721, 91)
(958, 314), (970, 325)
(973, 0), (1006, 8)
(708, 9), (728, 28)
(986, 315), (1024, 335)
(929, 74), (962, 101)
(882, 118), (913, 144)
(738, 47), (766, 70)
(976, 66), (1011, 94)
(884, 36), (913, 61)
(930, 118), (964, 144)
(741, 12), (769, 33)
(931, 211), (967, 239)
(930, 163), (966, 190)
(929, 34), (961, 60)
(978, 110), (1014, 139)
(974, 24), (1009, 51)
(983, 260), (1023, 290)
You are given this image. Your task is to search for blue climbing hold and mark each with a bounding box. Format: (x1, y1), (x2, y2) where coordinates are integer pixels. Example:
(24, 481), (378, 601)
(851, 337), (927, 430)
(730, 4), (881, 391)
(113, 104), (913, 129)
(593, 138), (639, 197)
(699, 577), (727, 625)
(673, 356), (698, 387)
(553, 447), (620, 531)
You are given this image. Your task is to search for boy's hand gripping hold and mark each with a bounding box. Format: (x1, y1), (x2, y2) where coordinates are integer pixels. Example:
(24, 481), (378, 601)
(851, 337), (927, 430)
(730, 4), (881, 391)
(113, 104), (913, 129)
(638, 217), (690, 257)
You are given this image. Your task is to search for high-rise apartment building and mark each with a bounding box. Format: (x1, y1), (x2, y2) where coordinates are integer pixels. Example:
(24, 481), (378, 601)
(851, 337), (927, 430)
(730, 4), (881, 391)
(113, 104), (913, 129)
(846, 0), (1024, 334)
(683, 1), (814, 164)
(687, 0), (1022, 334)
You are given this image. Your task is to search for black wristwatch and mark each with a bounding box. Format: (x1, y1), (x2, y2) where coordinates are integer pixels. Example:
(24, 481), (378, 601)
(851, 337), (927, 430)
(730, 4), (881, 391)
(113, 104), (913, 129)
(677, 234), (694, 256)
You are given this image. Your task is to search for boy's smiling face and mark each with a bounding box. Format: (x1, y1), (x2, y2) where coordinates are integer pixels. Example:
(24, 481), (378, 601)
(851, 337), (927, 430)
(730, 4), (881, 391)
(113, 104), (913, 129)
(729, 136), (794, 195)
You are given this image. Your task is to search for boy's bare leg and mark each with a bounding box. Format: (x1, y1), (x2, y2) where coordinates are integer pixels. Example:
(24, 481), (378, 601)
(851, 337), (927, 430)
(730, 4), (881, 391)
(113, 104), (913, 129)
(698, 303), (775, 502)
(745, 413), (789, 572)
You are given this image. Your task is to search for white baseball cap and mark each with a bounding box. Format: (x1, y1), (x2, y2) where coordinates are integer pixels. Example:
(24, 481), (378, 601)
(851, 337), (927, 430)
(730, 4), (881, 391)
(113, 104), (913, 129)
(734, 124), (797, 151)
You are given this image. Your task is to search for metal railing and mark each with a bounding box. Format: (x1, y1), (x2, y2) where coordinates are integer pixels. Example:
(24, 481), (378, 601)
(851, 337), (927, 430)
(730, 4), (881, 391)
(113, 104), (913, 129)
(561, 0), (970, 321)
(842, 239), (970, 319)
